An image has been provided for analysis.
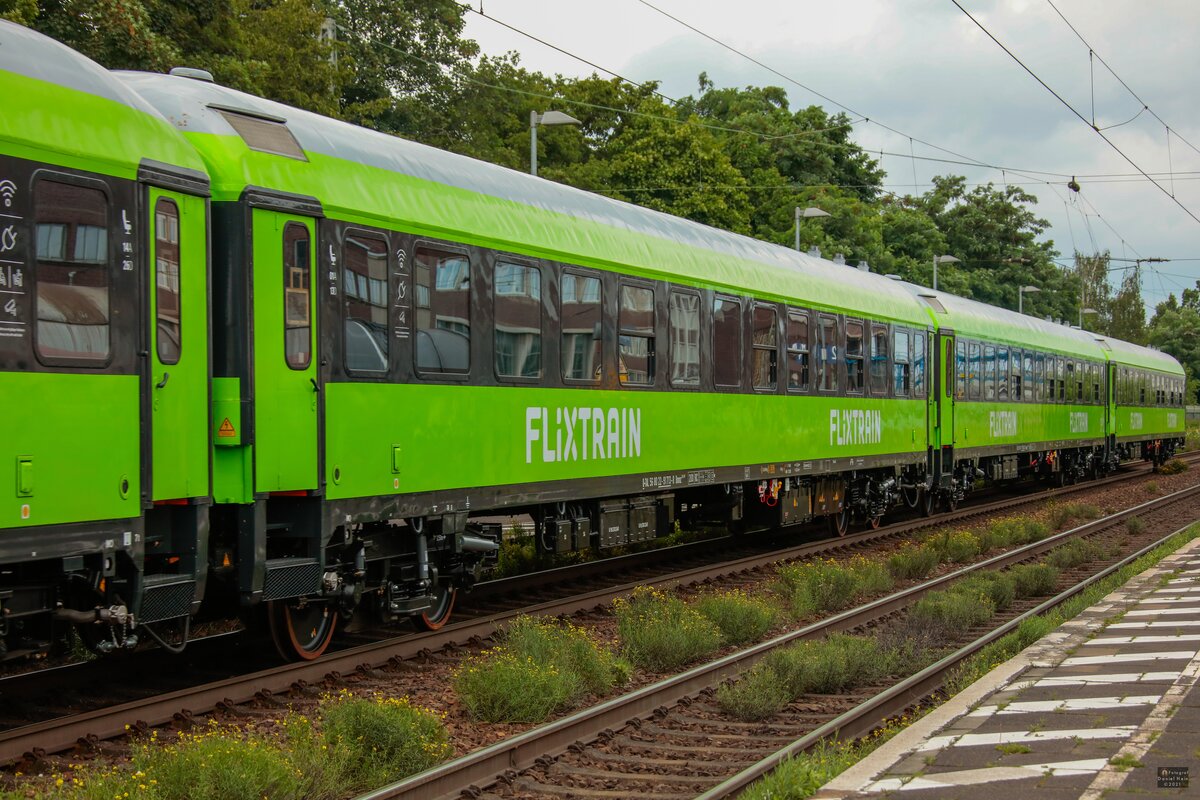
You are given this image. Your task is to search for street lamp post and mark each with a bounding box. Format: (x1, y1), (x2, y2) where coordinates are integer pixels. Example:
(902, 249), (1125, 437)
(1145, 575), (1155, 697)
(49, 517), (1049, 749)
(932, 254), (959, 291)
(1018, 285), (1040, 314)
(794, 206), (830, 251)
(530, 110), (582, 176)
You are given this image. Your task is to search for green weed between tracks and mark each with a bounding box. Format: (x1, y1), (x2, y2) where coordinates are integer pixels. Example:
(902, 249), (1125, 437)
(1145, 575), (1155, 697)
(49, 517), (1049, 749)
(3, 692), (451, 800)
(454, 615), (629, 723)
(614, 586), (723, 671)
(695, 589), (778, 645)
(778, 556), (895, 616)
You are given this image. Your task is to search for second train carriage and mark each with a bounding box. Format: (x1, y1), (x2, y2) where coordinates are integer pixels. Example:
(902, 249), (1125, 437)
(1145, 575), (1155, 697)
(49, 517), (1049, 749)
(0, 19), (1187, 661)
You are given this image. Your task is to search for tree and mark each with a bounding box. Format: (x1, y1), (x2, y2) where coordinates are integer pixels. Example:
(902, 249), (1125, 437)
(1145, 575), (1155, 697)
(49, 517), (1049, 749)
(1073, 252), (1112, 332)
(0, 0), (37, 25)
(1148, 284), (1200, 403)
(1108, 267), (1147, 345)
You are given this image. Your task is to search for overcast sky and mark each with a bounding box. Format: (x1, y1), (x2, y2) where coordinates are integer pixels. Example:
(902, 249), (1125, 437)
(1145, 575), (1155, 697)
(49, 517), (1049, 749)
(463, 0), (1200, 311)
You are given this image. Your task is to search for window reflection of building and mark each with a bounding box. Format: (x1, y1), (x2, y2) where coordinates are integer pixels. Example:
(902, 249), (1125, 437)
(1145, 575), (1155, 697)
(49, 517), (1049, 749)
(562, 273), (601, 381)
(154, 198), (182, 364)
(344, 233), (388, 372)
(494, 262), (541, 378)
(619, 285), (654, 385)
(414, 246), (470, 373)
(34, 180), (111, 362)
(669, 292), (700, 386)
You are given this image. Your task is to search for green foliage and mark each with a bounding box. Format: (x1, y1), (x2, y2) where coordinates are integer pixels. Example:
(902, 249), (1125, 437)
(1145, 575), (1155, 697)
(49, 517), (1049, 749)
(614, 586), (722, 671)
(491, 530), (540, 578)
(695, 589), (777, 645)
(454, 616), (627, 722)
(978, 517), (1050, 550)
(777, 555), (894, 617)
(1126, 516), (1146, 535)
(953, 572), (1016, 612)
(907, 589), (994, 638)
(926, 529), (981, 563)
(319, 692), (454, 792)
(1044, 539), (1104, 570)
(1010, 564), (1060, 597)
(0, 0), (36, 25)
(714, 661), (792, 721)
(1159, 458), (1190, 475)
(887, 543), (940, 580)
(1047, 503), (1101, 531)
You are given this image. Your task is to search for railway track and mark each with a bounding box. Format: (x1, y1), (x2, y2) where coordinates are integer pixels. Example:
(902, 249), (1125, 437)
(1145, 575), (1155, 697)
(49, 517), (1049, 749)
(0, 457), (1193, 772)
(355, 481), (1200, 800)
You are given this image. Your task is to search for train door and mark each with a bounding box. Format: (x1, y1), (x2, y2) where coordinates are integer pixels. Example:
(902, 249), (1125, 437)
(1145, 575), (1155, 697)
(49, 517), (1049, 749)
(251, 209), (318, 492)
(148, 189), (209, 501)
(934, 330), (955, 482)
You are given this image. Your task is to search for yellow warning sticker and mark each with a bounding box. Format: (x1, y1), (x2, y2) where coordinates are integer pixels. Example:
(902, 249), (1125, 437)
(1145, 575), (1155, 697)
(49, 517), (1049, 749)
(217, 418), (236, 438)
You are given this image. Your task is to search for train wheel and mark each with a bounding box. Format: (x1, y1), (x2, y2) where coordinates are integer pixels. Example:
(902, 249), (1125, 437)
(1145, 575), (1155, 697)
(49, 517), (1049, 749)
(869, 515), (883, 530)
(921, 488), (935, 517)
(267, 600), (337, 662)
(412, 582), (457, 632)
(828, 506), (849, 537)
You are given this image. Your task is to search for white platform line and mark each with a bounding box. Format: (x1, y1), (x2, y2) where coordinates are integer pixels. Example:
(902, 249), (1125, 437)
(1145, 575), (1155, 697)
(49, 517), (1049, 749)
(965, 695), (1160, 717)
(918, 726), (1135, 752)
(1060, 650), (1195, 666)
(1126, 607), (1200, 617)
(863, 759), (1110, 792)
(1108, 620), (1200, 629)
(1017, 671), (1181, 688)
(1085, 634), (1200, 645)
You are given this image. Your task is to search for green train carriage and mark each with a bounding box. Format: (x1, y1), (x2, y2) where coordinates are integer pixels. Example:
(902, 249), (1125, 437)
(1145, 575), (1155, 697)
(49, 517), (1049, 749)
(118, 67), (940, 656)
(1103, 336), (1185, 462)
(0, 21), (212, 655)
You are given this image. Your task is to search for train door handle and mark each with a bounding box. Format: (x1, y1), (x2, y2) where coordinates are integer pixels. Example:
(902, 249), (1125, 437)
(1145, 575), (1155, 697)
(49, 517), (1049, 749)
(155, 372), (170, 389)
(310, 377), (320, 394)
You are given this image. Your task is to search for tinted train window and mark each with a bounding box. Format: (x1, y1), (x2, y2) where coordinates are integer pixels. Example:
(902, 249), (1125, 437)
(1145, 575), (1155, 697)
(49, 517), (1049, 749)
(561, 272), (601, 382)
(870, 324), (888, 395)
(1022, 351), (1033, 401)
(343, 232), (389, 373)
(968, 342), (981, 400)
(494, 262), (541, 379)
(283, 223), (311, 370)
(914, 332), (927, 398)
(983, 345), (996, 400)
(1034, 352), (1044, 401)
(619, 284), (654, 386)
(34, 180), (110, 364)
(752, 304), (777, 391)
(845, 321), (864, 393)
(786, 311), (809, 391)
(154, 198), (182, 365)
(1010, 348), (1022, 401)
(955, 341), (966, 399)
(1057, 358), (1066, 401)
(414, 245), (470, 375)
(997, 347), (1009, 400)
(669, 291), (700, 386)
(713, 297), (741, 388)
(893, 328), (910, 396)
(818, 315), (838, 392)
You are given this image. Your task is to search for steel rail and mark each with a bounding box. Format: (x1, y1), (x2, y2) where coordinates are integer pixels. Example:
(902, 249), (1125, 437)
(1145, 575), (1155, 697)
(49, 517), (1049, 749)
(0, 460), (1189, 767)
(353, 481), (1200, 800)
(696, 519), (1200, 799)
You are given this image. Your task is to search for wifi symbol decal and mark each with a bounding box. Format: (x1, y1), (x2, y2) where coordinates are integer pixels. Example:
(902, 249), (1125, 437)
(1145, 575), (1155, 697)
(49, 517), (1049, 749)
(0, 180), (15, 209)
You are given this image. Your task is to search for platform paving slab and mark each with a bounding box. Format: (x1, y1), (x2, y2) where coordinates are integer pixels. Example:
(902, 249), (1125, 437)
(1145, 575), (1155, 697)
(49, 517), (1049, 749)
(814, 535), (1200, 799)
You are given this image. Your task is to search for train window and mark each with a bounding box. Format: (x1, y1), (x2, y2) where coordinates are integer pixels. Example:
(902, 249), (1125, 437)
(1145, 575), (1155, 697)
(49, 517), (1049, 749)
(1046, 356), (1056, 402)
(713, 296), (742, 388)
(342, 232), (389, 373)
(619, 284), (655, 386)
(983, 345), (996, 400)
(870, 324), (888, 396)
(1034, 352), (1044, 401)
(955, 341), (966, 399)
(1056, 357), (1066, 402)
(494, 262), (541, 379)
(997, 347), (1009, 400)
(1092, 364), (1101, 403)
(1022, 350), (1033, 402)
(414, 245), (471, 375)
(283, 223), (311, 370)
(562, 272), (602, 382)
(669, 291), (701, 387)
(154, 198), (182, 366)
(752, 304), (778, 391)
(1010, 348), (1022, 401)
(914, 331), (927, 398)
(845, 320), (864, 393)
(817, 315), (838, 392)
(34, 180), (111, 364)
(893, 328), (910, 396)
(786, 311), (810, 392)
(968, 342), (981, 400)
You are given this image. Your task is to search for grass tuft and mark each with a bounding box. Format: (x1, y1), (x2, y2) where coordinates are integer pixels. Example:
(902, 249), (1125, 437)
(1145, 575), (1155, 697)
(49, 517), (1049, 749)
(926, 529), (981, 563)
(1158, 458), (1189, 475)
(614, 586), (722, 671)
(454, 615), (628, 722)
(1009, 563), (1061, 597)
(695, 589), (777, 645)
(887, 543), (940, 580)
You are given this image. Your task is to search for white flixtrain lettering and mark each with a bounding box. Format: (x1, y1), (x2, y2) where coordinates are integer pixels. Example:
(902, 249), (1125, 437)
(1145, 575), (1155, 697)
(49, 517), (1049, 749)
(828, 409), (883, 447)
(989, 410), (1018, 437)
(1069, 412), (1089, 433)
(525, 406), (643, 464)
